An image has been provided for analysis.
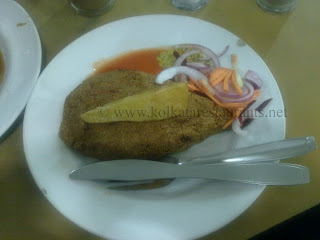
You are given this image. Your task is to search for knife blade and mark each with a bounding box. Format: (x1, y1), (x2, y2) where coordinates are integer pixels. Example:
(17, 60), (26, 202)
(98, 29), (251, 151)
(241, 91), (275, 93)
(70, 160), (310, 186)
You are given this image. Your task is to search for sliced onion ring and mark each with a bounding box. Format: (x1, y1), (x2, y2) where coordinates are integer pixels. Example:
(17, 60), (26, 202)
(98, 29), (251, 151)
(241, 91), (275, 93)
(174, 50), (201, 67)
(186, 62), (209, 69)
(241, 98), (273, 129)
(199, 67), (214, 74)
(155, 66), (215, 94)
(214, 82), (250, 98)
(244, 70), (263, 90)
(156, 66), (207, 84)
(173, 44), (220, 69)
(214, 81), (254, 103)
(173, 50), (199, 82)
(174, 50), (201, 82)
(232, 118), (248, 136)
(186, 62), (211, 70)
(217, 45), (230, 57)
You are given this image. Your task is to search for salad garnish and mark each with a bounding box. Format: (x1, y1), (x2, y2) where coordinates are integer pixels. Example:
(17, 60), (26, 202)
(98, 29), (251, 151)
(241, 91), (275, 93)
(156, 44), (273, 135)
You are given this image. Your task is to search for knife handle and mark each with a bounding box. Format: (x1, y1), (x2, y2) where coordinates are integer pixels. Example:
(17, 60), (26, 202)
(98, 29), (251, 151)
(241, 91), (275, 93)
(188, 137), (317, 164)
(176, 163), (310, 185)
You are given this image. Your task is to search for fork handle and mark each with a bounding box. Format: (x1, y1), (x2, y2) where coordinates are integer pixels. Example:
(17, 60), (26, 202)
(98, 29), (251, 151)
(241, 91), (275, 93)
(177, 163), (310, 185)
(189, 137), (317, 164)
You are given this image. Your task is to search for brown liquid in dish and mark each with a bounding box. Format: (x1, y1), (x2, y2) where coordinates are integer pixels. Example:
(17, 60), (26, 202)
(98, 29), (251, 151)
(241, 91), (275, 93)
(0, 49), (4, 85)
(94, 48), (164, 76)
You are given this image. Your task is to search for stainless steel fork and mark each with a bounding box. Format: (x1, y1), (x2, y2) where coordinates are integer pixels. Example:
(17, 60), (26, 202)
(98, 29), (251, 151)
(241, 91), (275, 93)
(79, 136), (317, 189)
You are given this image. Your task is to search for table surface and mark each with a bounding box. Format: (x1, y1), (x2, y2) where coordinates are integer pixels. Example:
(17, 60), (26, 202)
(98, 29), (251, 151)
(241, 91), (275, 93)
(1, 0), (320, 239)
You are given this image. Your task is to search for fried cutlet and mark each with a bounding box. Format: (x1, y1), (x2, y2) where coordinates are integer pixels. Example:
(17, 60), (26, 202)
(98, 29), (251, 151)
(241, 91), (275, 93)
(59, 70), (231, 160)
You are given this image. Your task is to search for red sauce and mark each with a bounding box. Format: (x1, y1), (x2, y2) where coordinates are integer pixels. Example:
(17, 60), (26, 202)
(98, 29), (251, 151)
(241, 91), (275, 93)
(94, 48), (164, 76)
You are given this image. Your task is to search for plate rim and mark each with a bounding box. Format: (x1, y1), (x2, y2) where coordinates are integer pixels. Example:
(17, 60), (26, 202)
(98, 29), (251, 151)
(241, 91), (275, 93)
(0, 0), (42, 137)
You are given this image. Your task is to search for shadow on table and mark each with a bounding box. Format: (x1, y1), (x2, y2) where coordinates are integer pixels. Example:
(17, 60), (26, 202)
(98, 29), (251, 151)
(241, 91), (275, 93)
(0, 109), (24, 144)
(250, 204), (320, 240)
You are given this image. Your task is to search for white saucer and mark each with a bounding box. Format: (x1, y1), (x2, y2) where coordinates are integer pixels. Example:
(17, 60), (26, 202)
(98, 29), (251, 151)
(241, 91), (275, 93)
(0, 0), (41, 137)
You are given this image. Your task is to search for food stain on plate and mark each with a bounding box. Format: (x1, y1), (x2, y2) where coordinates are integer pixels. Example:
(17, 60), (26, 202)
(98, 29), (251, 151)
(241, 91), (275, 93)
(16, 22), (27, 27)
(237, 39), (247, 47)
(104, 191), (113, 197)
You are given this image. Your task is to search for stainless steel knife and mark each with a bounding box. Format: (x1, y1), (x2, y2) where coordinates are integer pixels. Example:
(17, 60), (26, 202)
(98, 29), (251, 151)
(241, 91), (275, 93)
(70, 160), (310, 186)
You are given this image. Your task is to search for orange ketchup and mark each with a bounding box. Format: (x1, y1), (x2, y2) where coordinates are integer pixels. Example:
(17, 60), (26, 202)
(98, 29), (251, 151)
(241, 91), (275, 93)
(94, 48), (164, 76)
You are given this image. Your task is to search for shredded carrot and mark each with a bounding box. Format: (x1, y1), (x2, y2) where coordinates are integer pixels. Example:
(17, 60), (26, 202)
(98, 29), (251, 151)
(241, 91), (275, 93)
(234, 108), (244, 118)
(191, 78), (247, 109)
(222, 110), (236, 129)
(223, 77), (229, 92)
(222, 107), (244, 129)
(187, 83), (201, 93)
(209, 68), (234, 86)
(210, 72), (228, 86)
(242, 91), (261, 105)
(187, 73), (262, 130)
(220, 102), (246, 109)
(221, 91), (261, 129)
(197, 80), (224, 107)
(231, 54), (237, 64)
(223, 70), (233, 92)
(231, 71), (243, 95)
(210, 68), (231, 81)
(189, 78), (202, 89)
(223, 91), (261, 110)
(253, 90), (262, 98)
(222, 117), (235, 129)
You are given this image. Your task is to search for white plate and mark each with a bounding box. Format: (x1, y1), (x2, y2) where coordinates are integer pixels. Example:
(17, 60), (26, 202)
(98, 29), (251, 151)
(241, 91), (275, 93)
(23, 15), (285, 240)
(0, 0), (41, 137)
